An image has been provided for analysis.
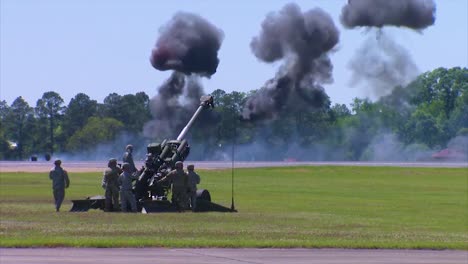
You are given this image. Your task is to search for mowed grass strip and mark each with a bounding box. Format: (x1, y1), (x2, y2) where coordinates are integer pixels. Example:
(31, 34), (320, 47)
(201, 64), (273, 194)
(0, 166), (466, 249)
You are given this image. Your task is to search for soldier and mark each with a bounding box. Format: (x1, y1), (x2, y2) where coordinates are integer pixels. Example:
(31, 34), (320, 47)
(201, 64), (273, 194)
(49, 159), (70, 212)
(118, 163), (138, 212)
(158, 161), (189, 211)
(102, 158), (122, 212)
(122, 144), (137, 173)
(187, 164), (201, 211)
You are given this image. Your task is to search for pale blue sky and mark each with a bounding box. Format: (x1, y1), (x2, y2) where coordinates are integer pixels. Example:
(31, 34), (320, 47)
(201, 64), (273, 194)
(1, 0), (467, 107)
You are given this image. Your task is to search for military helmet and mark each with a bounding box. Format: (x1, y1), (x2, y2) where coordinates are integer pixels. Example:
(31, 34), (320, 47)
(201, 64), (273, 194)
(122, 162), (130, 170)
(108, 158), (117, 167)
(187, 164), (195, 171)
(126, 144), (133, 151)
(54, 159), (62, 165)
(175, 161), (183, 169)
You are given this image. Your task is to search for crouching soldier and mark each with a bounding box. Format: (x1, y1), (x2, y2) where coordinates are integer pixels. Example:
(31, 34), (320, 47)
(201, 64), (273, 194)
(119, 163), (138, 212)
(158, 161), (189, 211)
(102, 158), (121, 212)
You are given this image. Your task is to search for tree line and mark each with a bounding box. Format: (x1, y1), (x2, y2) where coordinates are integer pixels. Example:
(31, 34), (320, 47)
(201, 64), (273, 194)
(1, 67), (467, 161)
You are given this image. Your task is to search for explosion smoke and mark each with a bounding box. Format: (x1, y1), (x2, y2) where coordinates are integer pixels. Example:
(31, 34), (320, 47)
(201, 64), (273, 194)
(341, 0), (436, 98)
(144, 72), (204, 139)
(348, 31), (419, 98)
(145, 13), (223, 139)
(242, 3), (339, 121)
(341, 0), (436, 30)
(150, 12), (224, 77)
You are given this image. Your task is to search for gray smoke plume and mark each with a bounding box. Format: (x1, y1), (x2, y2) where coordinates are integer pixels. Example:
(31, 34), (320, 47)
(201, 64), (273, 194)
(143, 72), (203, 139)
(150, 12), (224, 77)
(341, 0), (436, 30)
(341, 0), (436, 98)
(348, 31), (419, 98)
(242, 3), (339, 121)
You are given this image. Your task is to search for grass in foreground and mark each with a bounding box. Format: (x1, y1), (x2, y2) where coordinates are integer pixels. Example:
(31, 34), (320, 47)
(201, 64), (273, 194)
(0, 166), (467, 249)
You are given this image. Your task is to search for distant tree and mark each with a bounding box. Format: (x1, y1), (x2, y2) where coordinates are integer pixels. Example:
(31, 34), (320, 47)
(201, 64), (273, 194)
(4, 97), (34, 159)
(336, 98), (382, 160)
(62, 93), (98, 141)
(120, 92), (151, 132)
(0, 100), (12, 159)
(35, 91), (65, 155)
(412, 67), (467, 118)
(66, 117), (124, 151)
(331, 103), (351, 119)
(101, 92), (151, 133)
(102, 92), (122, 119)
(397, 67), (468, 147)
(448, 89), (468, 132)
(0, 100), (9, 120)
(211, 89), (247, 143)
(405, 110), (442, 148)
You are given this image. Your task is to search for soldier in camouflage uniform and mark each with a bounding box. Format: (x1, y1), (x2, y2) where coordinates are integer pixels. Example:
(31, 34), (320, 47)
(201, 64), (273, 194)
(187, 164), (201, 211)
(49, 159), (70, 212)
(122, 144), (137, 174)
(158, 161), (189, 211)
(118, 162), (138, 212)
(102, 158), (122, 211)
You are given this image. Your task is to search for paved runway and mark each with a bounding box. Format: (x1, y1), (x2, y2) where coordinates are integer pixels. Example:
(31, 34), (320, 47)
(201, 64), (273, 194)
(1, 160), (466, 172)
(1, 248), (466, 264)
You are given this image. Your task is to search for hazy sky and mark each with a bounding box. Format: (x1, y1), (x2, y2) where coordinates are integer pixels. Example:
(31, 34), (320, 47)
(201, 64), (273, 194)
(1, 0), (467, 107)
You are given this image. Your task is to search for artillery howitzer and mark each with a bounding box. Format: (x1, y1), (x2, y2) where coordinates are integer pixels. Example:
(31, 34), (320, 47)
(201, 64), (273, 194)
(71, 95), (235, 213)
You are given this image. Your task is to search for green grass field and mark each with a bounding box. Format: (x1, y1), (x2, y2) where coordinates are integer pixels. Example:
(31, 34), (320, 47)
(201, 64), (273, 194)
(0, 166), (467, 249)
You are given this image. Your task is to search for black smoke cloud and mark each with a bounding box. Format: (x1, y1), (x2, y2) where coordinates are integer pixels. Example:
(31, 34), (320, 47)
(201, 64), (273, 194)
(341, 0), (436, 30)
(150, 12), (224, 77)
(242, 3), (339, 121)
(145, 13), (223, 139)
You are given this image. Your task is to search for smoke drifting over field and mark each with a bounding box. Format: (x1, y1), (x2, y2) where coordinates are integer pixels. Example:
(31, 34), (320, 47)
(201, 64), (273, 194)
(145, 13), (223, 139)
(341, 0), (436, 98)
(242, 3), (339, 121)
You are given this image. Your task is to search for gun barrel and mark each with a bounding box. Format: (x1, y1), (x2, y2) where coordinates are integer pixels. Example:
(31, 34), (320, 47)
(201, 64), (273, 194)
(176, 95), (214, 141)
(176, 106), (203, 141)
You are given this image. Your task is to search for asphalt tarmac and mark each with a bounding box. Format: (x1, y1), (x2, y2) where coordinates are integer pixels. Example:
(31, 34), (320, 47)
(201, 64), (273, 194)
(1, 248), (466, 264)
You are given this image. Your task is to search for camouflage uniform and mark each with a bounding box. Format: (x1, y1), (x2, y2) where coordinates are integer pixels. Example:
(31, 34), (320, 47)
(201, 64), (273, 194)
(118, 163), (138, 212)
(49, 160), (70, 212)
(102, 159), (121, 211)
(187, 164), (201, 211)
(158, 161), (189, 210)
(123, 144), (137, 173)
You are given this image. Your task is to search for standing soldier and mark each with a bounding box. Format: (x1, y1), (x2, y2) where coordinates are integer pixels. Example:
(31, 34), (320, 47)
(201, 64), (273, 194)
(187, 164), (201, 211)
(123, 144), (137, 174)
(49, 159), (70, 212)
(102, 158), (121, 212)
(118, 163), (138, 212)
(158, 161), (189, 211)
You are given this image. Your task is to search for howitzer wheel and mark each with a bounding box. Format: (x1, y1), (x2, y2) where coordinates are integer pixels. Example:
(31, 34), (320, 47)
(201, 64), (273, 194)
(196, 189), (211, 202)
(194, 189), (236, 212)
